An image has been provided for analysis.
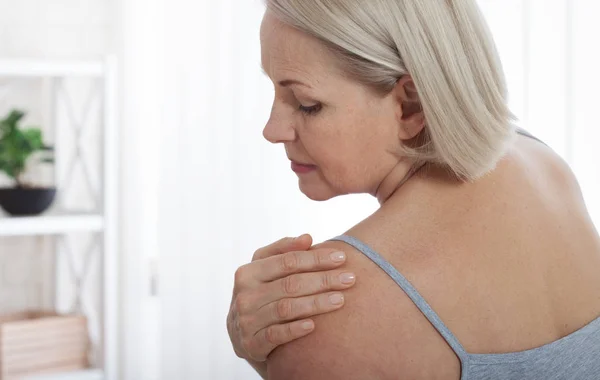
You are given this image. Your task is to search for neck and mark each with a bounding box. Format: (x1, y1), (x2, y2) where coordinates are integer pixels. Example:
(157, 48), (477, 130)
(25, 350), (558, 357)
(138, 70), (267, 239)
(374, 159), (424, 205)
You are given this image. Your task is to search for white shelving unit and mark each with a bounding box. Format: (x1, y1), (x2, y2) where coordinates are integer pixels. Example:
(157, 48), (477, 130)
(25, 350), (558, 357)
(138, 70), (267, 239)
(24, 369), (104, 380)
(0, 60), (104, 78)
(0, 58), (118, 380)
(0, 214), (104, 237)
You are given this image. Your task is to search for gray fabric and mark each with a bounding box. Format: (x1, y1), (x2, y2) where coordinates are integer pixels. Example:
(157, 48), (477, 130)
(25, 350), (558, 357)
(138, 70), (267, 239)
(330, 234), (600, 379)
(516, 127), (547, 145)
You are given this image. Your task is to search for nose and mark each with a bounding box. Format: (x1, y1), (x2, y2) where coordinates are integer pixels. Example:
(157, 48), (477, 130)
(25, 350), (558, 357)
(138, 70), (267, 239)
(263, 105), (296, 144)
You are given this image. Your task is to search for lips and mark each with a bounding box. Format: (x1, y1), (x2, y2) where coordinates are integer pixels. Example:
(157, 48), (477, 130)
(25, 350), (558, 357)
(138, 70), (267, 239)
(291, 161), (317, 174)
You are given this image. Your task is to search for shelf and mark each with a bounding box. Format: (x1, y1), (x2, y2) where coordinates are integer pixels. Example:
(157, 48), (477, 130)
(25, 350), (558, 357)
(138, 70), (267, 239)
(24, 369), (103, 380)
(0, 213), (104, 236)
(0, 56), (119, 377)
(0, 59), (105, 78)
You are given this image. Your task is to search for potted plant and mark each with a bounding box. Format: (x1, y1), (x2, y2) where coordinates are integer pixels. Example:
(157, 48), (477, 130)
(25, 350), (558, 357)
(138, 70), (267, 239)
(0, 109), (55, 216)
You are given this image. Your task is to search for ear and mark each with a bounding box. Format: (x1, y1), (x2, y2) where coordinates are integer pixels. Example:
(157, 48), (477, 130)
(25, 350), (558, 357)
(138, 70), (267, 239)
(394, 75), (426, 141)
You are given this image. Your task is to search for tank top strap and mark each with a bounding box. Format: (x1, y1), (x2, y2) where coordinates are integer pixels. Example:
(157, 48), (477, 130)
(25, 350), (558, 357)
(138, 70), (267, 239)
(516, 127), (547, 146)
(330, 234), (469, 361)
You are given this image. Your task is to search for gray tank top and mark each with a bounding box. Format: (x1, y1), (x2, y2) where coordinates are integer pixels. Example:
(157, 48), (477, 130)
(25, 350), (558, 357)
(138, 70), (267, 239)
(329, 130), (600, 379)
(331, 235), (600, 380)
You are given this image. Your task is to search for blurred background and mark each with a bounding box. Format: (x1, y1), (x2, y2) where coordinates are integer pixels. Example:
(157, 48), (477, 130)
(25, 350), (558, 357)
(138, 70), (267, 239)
(0, 0), (598, 379)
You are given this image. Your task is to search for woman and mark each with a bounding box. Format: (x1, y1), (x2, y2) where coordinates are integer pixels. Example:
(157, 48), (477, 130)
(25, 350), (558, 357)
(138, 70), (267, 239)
(227, 1), (600, 379)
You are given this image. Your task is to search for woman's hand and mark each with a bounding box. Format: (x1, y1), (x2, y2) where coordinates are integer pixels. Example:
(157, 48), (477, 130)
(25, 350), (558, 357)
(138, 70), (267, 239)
(227, 234), (356, 362)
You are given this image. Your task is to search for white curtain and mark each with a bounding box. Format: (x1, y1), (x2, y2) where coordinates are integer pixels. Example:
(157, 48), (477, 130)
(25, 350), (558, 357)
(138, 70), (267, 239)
(118, 1), (600, 379)
(478, 0), (600, 220)
(156, 1), (376, 379)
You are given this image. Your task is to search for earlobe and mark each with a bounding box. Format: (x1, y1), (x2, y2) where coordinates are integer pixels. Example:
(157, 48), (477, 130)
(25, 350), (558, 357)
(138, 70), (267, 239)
(399, 111), (426, 140)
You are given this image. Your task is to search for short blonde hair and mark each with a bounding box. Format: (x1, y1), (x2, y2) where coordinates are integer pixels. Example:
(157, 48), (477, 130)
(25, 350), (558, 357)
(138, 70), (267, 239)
(265, 0), (516, 180)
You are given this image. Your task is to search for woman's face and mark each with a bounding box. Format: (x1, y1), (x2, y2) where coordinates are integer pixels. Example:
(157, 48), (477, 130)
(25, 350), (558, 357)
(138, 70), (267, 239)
(260, 12), (411, 201)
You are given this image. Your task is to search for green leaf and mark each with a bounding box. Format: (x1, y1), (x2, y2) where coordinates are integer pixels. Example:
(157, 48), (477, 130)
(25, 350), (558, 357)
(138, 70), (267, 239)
(2, 109), (25, 126)
(21, 129), (44, 150)
(0, 109), (53, 181)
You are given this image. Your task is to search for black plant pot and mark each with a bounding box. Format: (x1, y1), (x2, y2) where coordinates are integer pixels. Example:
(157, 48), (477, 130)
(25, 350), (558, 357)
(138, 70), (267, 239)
(0, 187), (57, 216)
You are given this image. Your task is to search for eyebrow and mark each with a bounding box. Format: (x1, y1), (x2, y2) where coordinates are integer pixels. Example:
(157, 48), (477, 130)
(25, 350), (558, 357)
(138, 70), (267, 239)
(278, 79), (312, 89)
(261, 65), (313, 89)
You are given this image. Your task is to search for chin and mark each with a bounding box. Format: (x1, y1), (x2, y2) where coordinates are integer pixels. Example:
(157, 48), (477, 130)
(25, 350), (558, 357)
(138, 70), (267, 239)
(298, 180), (342, 202)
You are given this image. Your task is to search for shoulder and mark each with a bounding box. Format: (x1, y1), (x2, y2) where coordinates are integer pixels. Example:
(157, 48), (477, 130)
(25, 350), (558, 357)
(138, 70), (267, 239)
(510, 133), (586, 208)
(265, 237), (460, 380)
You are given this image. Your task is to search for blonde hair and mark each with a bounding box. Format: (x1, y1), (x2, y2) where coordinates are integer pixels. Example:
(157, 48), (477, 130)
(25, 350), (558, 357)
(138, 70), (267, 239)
(265, 0), (516, 180)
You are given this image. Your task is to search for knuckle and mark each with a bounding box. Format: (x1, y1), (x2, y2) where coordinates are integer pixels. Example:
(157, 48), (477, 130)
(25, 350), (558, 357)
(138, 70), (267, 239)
(320, 273), (332, 291)
(281, 252), (299, 272)
(265, 325), (280, 345)
(312, 296), (321, 313)
(241, 337), (253, 354)
(313, 250), (324, 266)
(237, 315), (253, 331)
(282, 275), (300, 296)
(251, 249), (261, 261)
(276, 298), (293, 320)
(234, 264), (249, 284)
(234, 294), (252, 314)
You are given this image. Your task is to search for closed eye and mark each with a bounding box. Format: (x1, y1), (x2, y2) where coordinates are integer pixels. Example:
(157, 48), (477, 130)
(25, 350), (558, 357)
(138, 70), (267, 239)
(299, 103), (322, 115)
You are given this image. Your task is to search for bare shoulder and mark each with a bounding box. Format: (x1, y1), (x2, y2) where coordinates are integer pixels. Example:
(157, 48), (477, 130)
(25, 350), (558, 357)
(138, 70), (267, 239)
(266, 238), (460, 380)
(513, 133), (585, 203)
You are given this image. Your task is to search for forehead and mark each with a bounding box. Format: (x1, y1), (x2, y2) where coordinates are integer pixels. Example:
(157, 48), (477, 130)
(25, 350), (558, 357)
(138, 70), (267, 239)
(260, 12), (336, 78)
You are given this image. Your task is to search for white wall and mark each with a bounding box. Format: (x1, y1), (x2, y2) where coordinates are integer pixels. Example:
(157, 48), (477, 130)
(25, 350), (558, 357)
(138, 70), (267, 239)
(116, 0), (164, 379)
(0, 0), (112, 59)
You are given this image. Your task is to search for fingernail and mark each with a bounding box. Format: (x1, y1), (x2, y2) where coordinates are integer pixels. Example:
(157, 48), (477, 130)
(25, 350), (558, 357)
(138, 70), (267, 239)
(329, 293), (344, 305)
(330, 251), (346, 263)
(301, 321), (314, 330)
(340, 272), (356, 285)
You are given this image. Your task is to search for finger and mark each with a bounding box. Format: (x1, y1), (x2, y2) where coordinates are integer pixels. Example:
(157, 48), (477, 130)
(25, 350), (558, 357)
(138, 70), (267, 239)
(255, 248), (348, 282)
(250, 319), (315, 361)
(252, 234), (313, 261)
(256, 270), (356, 306)
(253, 292), (345, 331)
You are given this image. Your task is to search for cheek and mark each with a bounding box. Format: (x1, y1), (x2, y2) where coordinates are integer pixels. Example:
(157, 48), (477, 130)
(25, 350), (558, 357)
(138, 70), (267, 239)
(302, 115), (388, 192)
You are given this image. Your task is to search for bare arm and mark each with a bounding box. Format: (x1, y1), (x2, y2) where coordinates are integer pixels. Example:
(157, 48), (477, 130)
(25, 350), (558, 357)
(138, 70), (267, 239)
(227, 235), (357, 378)
(266, 241), (385, 380)
(265, 240), (461, 380)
